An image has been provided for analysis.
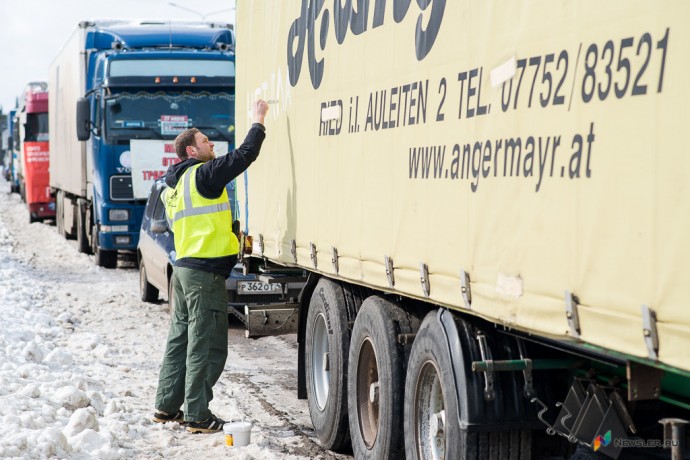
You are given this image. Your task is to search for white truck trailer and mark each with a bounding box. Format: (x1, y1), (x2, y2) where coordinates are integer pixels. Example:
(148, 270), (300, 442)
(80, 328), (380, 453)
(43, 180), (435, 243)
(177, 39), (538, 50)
(236, 1), (690, 458)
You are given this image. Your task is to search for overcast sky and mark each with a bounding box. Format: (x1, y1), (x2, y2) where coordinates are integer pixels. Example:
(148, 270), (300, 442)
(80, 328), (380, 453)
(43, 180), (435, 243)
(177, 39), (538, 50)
(0, 0), (236, 113)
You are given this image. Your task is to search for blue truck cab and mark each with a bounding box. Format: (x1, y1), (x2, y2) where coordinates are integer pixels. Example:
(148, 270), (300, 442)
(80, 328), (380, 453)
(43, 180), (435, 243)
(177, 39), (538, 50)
(49, 20), (235, 268)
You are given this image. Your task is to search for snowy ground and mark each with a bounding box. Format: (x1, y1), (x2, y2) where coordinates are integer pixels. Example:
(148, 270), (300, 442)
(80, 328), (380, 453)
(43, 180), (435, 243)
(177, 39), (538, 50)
(0, 177), (350, 459)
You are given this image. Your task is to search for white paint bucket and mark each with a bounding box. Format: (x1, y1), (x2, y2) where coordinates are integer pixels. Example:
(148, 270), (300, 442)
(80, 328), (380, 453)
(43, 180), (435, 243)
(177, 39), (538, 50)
(224, 421), (252, 447)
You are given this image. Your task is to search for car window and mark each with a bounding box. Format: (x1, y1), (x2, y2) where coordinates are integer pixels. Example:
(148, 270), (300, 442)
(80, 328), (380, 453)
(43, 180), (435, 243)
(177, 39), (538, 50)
(144, 186), (160, 219)
(144, 194), (155, 219)
(152, 190), (166, 221)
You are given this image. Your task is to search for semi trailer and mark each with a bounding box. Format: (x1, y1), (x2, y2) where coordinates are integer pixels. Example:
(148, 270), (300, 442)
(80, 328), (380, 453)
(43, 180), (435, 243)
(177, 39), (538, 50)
(236, 1), (690, 459)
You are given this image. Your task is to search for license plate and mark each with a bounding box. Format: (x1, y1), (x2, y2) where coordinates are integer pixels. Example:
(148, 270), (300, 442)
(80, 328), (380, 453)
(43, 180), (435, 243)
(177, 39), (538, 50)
(237, 281), (283, 294)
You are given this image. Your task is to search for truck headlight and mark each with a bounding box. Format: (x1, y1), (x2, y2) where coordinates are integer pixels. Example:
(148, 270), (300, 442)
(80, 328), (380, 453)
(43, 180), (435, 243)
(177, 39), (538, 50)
(109, 209), (129, 221)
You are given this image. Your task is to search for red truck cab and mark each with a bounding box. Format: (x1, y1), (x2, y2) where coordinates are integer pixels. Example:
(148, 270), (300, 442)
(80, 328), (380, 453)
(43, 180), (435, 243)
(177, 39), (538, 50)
(19, 82), (54, 223)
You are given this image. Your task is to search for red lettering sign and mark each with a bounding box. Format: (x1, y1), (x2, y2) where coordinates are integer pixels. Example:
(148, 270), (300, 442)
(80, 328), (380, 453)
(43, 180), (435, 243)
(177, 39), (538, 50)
(162, 156), (181, 167)
(142, 170), (166, 180)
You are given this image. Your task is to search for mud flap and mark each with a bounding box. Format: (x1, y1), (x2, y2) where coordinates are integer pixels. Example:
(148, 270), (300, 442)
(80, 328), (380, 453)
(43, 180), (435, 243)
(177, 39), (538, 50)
(437, 309), (538, 431)
(244, 303), (299, 338)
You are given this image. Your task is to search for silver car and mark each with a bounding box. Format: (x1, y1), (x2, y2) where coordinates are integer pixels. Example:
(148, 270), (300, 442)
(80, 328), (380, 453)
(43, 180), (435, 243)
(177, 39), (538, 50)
(137, 180), (305, 333)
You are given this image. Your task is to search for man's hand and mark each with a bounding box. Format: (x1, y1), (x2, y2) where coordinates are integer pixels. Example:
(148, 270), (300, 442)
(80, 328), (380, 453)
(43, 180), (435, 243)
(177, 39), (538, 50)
(252, 99), (269, 125)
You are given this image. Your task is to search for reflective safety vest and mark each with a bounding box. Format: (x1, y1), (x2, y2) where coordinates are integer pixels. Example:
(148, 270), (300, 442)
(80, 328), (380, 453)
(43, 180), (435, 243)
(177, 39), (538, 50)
(163, 164), (239, 259)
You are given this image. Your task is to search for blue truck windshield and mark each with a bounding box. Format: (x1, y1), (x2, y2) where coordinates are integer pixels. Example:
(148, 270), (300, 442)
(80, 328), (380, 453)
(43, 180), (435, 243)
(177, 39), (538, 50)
(104, 91), (234, 143)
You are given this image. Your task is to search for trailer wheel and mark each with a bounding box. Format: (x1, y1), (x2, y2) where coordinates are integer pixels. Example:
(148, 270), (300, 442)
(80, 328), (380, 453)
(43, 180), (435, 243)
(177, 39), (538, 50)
(57, 193), (76, 240)
(347, 296), (418, 459)
(305, 278), (352, 451)
(92, 224), (117, 269)
(404, 316), (461, 460)
(404, 314), (532, 460)
(139, 260), (159, 302)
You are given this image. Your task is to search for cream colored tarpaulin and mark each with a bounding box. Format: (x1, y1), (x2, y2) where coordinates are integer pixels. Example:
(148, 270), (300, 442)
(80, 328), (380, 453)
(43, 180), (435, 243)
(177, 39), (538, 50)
(236, 1), (690, 373)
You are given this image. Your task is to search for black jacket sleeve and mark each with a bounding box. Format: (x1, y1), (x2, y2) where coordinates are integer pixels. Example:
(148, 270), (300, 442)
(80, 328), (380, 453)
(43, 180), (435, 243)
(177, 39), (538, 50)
(195, 123), (266, 199)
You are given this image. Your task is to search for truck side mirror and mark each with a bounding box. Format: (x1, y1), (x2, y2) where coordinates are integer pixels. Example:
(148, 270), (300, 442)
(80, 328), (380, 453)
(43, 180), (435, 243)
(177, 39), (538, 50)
(76, 98), (91, 141)
(151, 219), (168, 234)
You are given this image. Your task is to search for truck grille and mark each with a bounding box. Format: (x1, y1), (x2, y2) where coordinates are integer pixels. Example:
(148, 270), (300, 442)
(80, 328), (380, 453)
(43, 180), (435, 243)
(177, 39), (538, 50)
(111, 176), (133, 200)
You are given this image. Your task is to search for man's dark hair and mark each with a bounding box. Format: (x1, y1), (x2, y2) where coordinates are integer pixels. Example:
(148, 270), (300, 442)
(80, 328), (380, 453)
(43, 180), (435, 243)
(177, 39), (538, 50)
(174, 128), (200, 160)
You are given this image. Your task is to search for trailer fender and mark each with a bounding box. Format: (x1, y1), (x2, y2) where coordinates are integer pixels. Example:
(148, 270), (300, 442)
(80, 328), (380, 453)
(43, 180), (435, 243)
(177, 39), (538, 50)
(437, 308), (537, 430)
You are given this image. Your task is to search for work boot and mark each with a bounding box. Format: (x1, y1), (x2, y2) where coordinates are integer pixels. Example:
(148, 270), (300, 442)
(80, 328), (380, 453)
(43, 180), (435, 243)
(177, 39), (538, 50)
(152, 409), (185, 424)
(186, 414), (225, 433)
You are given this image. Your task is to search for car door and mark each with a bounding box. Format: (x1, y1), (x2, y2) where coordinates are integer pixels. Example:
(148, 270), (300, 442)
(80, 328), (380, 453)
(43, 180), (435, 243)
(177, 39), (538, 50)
(147, 186), (172, 292)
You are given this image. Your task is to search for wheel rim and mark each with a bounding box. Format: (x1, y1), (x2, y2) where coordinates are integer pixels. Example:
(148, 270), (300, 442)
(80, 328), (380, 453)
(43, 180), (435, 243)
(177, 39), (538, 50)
(356, 337), (379, 448)
(415, 361), (446, 460)
(311, 313), (330, 411)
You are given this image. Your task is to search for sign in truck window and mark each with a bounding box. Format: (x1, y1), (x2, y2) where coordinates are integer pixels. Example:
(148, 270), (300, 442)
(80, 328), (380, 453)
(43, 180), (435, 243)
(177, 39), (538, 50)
(130, 140), (229, 200)
(22, 142), (50, 204)
(160, 115), (189, 136)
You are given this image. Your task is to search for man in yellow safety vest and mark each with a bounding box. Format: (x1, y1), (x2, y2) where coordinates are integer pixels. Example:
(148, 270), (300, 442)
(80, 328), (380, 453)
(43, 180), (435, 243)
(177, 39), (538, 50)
(153, 99), (269, 433)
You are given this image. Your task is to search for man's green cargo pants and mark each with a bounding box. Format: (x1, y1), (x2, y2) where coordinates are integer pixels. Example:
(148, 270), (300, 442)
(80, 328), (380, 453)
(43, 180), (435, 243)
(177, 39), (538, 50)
(155, 266), (228, 422)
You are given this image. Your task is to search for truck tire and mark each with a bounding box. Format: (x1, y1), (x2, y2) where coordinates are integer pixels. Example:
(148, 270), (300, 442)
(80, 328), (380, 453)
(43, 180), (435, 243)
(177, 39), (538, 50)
(404, 313), (531, 460)
(305, 278), (352, 451)
(92, 224), (117, 269)
(76, 202), (90, 254)
(139, 260), (159, 302)
(57, 193), (76, 240)
(347, 296), (419, 459)
(65, 202), (76, 240)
